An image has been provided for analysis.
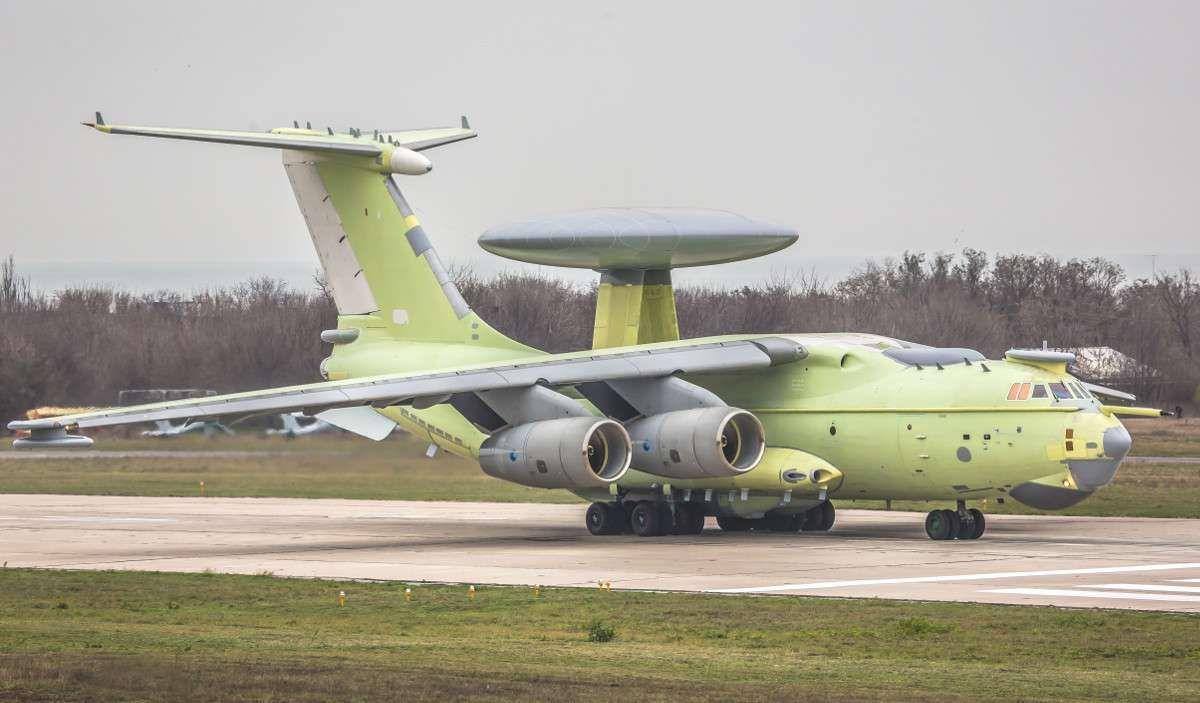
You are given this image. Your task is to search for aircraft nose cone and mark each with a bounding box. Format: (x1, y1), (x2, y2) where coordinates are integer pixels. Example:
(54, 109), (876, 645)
(1103, 425), (1132, 461)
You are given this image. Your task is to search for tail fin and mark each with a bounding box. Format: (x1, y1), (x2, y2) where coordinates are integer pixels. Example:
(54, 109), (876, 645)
(84, 115), (528, 349)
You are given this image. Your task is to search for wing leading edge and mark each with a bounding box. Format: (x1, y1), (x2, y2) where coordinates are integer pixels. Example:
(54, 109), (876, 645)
(9, 337), (805, 445)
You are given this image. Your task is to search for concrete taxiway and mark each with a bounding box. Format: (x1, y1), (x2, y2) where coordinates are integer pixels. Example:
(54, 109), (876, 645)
(2, 494), (1199, 612)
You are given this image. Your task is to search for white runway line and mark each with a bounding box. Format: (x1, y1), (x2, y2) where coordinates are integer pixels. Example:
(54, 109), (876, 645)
(710, 562), (1200, 593)
(982, 588), (1200, 603)
(0, 516), (175, 523)
(1092, 583), (1200, 594)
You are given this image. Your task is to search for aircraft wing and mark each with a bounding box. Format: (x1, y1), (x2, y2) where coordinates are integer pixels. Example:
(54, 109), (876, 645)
(8, 337), (804, 446)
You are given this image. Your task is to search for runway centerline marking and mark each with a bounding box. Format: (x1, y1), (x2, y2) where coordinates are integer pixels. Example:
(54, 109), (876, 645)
(709, 562), (1200, 593)
(982, 588), (1200, 603)
(1093, 583), (1200, 594)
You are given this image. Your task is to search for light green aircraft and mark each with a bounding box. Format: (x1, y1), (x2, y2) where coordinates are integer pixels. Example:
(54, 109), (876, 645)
(9, 115), (1168, 541)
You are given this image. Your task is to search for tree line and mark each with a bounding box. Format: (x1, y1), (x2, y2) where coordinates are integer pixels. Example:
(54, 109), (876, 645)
(1, 251), (1196, 423)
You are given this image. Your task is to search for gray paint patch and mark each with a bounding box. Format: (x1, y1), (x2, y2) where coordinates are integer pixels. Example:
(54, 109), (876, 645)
(405, 225), (433, 256)
(957, 446), (972, 462)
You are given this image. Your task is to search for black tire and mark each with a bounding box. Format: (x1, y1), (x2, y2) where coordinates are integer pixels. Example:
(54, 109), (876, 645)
(631, 501), (664, 537)
(967, 508), (986, 540)
(716, 515), (754, 532)
(925, 509), (953, 540)
(621, 501), (638, 534)
(801, 505), (823, 531)
(943, 509), (962, 539)
(585, 502), (622, 536)
(803, 502), (835, 532)
(766, 511), (803, 532)
(674, 503), (706, 535)
(659, 503), (677, 534)
(816, 501), (836, 531)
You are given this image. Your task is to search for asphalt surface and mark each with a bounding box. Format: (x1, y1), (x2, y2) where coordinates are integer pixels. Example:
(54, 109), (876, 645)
(3, 495), (1199, 612)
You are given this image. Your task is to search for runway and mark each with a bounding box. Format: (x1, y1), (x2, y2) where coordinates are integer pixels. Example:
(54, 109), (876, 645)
(2, 494), (1199, 612)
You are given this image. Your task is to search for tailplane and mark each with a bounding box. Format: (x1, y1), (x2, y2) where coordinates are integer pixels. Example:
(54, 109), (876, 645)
(84, 114), (528, 351)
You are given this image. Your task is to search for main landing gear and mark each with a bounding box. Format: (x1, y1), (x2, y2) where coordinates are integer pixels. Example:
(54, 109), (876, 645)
(585, 500), (837, 537)
(925, 501), (986, 540)
(585, 500), (707, 537)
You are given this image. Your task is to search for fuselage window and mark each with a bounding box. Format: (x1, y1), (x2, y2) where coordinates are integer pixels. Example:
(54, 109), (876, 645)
(1049, 382), (1073, 400)
(1032, 384), (1047, 399)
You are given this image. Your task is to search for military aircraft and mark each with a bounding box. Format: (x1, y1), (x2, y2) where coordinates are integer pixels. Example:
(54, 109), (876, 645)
(9, 114), (1169, 540)
(265, 413), (338, 439)
(142, 419), (234, 438)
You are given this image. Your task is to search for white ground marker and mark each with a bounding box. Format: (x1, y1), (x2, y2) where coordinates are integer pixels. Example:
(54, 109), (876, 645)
(982, 588), (1200, 603)
(1091, 583), (1200, 594)
(710, 562), (1200, 593)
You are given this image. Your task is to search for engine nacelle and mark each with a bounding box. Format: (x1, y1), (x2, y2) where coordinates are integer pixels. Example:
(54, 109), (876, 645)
(479, 417), (631, 489)
(626, 407), (765, 479)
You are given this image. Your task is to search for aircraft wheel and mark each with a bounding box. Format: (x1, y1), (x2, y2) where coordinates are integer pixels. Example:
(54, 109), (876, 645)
(716, 515), (755, 532)
(925, 509), (955, 540)
(966, 508), (986, 539)
(631, 501), (665, 537)
(585, 502), (622, 536)
(815, 501), (836, 531)
(766, 511), (804, 532)
(621, 501), (638, 533)
(803, 502), (836, 532)
(674, 503), (706, 534)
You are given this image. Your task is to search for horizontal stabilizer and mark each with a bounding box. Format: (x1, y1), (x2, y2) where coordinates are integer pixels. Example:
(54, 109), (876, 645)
(82, 115), (477, 162)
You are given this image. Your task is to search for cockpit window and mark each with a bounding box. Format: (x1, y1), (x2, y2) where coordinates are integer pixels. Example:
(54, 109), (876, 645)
(1032, 384), (1047, 399)
(1049, 382), (1073, 400)
(1006, 382), (1032, 400)
(1070, 382), (1089, 398)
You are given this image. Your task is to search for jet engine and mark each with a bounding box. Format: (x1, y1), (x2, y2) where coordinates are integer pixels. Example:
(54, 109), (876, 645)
(626, 407), (766, 479)
(479, 417), (631, 489)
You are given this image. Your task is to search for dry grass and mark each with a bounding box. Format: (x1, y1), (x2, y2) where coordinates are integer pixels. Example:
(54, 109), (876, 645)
(0, 569), (1197, 702)
(1125, 417), (1200, 457)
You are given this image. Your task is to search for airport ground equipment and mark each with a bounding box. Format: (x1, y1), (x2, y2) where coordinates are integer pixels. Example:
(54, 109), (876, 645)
(9, 114), (1169, 539)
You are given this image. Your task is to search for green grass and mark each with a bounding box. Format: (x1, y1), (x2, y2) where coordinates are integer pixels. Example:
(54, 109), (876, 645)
(0, 568), (1197, 702)
(0, 433), (581, 503)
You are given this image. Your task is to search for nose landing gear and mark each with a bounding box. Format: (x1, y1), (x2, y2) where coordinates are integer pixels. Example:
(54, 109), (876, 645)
(925, 501), (985, 540)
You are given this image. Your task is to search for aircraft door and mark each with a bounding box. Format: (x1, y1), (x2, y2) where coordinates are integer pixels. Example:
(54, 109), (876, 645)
(898, 414), (934, 482)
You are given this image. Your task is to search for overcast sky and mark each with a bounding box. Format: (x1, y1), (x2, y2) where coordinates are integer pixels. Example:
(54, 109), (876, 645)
(1, 1), (1196, 284)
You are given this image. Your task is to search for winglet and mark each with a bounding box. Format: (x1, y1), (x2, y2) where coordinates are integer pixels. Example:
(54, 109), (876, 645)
(461, 115), (471, 129)
(82, 111), (111, 132)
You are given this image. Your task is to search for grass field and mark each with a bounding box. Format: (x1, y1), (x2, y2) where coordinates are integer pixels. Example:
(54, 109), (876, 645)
(0, 568), (1197, 702)
(1124, 417), (1200, 457)
(2, 424), (1199, 517)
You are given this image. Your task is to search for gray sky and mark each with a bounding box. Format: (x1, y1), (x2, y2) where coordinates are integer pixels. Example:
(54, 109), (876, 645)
(1, 0), (1197, 285)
